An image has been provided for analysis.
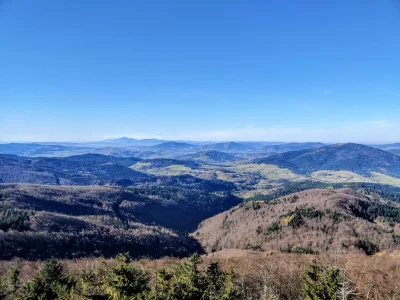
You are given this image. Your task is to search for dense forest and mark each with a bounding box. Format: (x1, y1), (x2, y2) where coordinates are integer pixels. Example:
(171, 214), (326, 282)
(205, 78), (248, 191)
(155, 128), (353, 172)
(0, 182), (241, 260)
(248, 181), (400, 202)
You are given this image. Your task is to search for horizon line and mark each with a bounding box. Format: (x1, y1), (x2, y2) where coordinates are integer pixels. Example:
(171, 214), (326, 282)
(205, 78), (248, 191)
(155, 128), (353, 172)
(0, 137), (398, 145)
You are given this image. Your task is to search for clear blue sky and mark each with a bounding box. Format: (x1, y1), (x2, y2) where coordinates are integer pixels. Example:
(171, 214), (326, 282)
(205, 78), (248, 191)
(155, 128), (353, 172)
(0, 0), (399, 143)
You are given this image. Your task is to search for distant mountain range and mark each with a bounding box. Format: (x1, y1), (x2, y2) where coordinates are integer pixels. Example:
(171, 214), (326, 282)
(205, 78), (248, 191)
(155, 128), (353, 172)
(1, 140), (400, 166)
(372, 143), (400, 151)
(262, 142), (325, 153)
(94, 137), (166, 147)
(150, 141), (196, 151)
(388, 149), (400, 156)
(62, 137), (167, 148)
(202, 142), (254, 152)
(254, 143), (400, 177)
(0, 143), (85, 156)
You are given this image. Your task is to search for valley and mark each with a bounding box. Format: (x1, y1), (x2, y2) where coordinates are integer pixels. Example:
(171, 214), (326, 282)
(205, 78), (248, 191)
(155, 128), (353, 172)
(2, 1), (399, 297)
(1, 140), (400, 299)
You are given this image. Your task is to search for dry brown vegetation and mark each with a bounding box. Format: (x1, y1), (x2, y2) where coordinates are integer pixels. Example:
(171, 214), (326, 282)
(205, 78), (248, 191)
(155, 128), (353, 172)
(204, 250), (400, 300)
(1, 250), (399, 299)
(194, 188), (400, 255)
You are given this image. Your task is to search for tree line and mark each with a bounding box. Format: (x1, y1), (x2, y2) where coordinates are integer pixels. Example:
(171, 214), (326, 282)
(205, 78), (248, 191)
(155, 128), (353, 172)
(0, 253), (357, 300)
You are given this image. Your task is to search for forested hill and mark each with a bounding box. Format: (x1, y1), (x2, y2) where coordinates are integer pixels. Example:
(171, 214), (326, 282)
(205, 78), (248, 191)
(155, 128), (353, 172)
(254, 143), (400, 177)
(0, 154), (150, 185)
(261, 142), (325, 153)
(150, 141), (196, 151)
(202, 142), (254, 152)
(0, 182), (241, 259)
(195, 188), (400, 255)
(182, 151), (237, 164)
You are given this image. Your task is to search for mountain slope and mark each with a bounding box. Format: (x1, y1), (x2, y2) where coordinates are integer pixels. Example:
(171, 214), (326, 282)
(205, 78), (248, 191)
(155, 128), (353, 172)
(194, 188), (400, 254)
(0, 182), (242, 259)
(254, 143), (400, 177)
(0, 154), (150, 185)
(0, 184), (202, 259)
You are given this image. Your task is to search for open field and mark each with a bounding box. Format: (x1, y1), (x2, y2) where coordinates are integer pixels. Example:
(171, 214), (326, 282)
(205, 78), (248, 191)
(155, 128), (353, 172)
(312, 170), (400, 186)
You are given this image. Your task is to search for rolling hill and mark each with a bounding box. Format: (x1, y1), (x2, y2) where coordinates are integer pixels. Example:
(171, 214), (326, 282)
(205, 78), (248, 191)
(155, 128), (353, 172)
(202, 142), (253, 152)
(150, 141), (197, 151)
(0, 154), (151, 185)
(254, 143), (400, 177)
(0, 143), (87, 156)
(182, 150), (237, 164)
(194, 188), (400, 255)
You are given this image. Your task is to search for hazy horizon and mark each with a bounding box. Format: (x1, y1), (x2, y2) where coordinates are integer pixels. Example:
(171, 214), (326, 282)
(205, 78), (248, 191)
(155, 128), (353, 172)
(0, 135), (398, 145)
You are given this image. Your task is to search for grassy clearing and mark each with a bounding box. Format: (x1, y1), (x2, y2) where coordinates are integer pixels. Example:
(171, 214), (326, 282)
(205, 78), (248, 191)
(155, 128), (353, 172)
(370, 172), (400, 186)
(311, 170), (369, 183)
(231, 164), (305, 181)
(131, 163), (216, 179)
(131, 161), (152, 169)
(311, 170), (400, 186)
(133, 162), (304, 187)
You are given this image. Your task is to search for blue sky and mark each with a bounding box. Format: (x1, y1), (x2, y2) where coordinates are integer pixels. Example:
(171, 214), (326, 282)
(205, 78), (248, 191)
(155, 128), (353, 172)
(0, 0), (399, 143)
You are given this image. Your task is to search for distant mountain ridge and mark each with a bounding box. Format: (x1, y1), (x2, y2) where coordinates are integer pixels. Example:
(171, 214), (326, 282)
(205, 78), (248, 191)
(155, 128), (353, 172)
(0, 143), (85, 156)
(150, 141), (197, 151)
(98, 137), (166, 147)
(254, 143), (400, 177)
(262, 142), (325, 153)
(202, 142), (253, 152)
(389, 149), (400, 156)
(373, 143), (400, 151)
